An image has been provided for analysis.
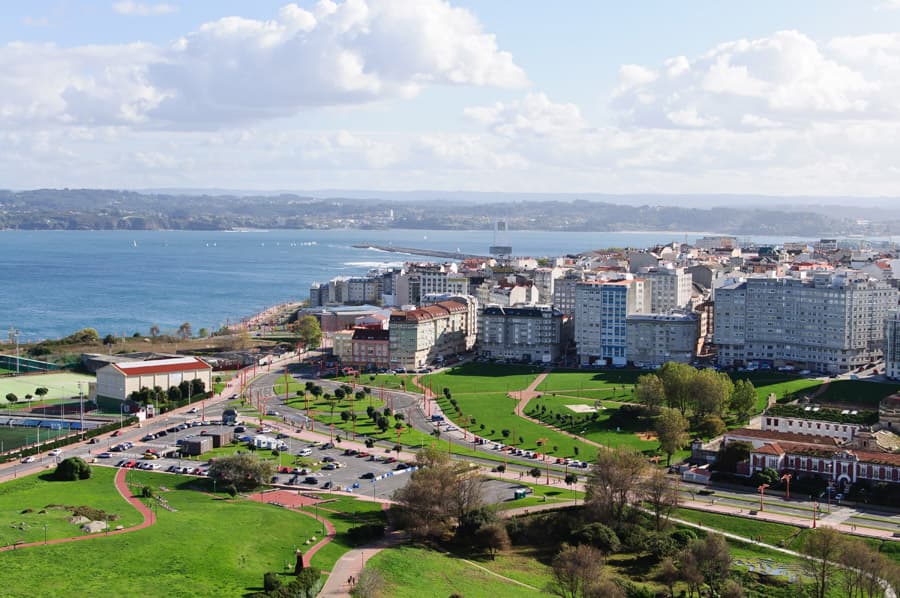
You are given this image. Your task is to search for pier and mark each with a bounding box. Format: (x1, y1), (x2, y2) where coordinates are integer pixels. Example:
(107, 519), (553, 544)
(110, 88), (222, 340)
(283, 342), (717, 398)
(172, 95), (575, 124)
(352, 244), (491, 260)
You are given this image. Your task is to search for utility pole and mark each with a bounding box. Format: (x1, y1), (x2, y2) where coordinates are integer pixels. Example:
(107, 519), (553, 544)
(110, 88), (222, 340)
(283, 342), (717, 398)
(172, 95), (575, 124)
(77, 382), (85, 440)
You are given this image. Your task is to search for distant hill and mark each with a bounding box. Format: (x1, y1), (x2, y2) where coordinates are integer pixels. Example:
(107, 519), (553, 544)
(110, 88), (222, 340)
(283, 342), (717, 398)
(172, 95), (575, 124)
(0, 188), (895, 236)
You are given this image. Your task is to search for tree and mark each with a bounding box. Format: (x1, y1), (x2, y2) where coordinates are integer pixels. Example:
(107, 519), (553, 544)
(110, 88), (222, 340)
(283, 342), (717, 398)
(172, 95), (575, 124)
(54, 456), (91, 481)
(393, 447), (485, 540)
(730, 379), (757, 423)
(296, 315), (322, 349)
(529, 467), (542, 480)
(657, 362), (696, 416)
(550, 544), (610, 598)
(691, 533), (731, 596)
(103, 334), (117, 346)
(656, 557), (679, 598)
(635, 373), (666, 415)
(178, 322), (192, 340)
(198, 327), (208, 338)
(585, 448), (647, 523)
(5, 393), (17, 404)
(167, 386), (182, 402)
(641, 468), (677, 531)
(149, 324), (160, 338)
(34, 387), (49, 405)
(678, 547), (704, 598)
(691, 368), (733, 418)
(350, 568), (384, 598)
(655, 408), (689, 466)
(572, 522), (620, 554)
(696, 414), (726, 439)
(715, 440), (752, 473)
(208, 453), (276, 491)
(802, 527), (845, 598)
(475, 522), (510, 560)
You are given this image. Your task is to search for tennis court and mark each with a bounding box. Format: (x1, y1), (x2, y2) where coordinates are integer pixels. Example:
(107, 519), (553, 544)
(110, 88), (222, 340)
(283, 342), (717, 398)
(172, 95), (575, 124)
(0, 372), (95, 405)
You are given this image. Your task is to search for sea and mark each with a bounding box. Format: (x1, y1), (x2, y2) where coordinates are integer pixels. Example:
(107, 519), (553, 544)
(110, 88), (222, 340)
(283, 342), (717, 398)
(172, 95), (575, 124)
(2, 228), (813, 341)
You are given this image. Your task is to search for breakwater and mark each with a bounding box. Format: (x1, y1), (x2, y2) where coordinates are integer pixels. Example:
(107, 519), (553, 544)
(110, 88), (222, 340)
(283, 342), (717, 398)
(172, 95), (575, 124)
(352, 244), (490, 260)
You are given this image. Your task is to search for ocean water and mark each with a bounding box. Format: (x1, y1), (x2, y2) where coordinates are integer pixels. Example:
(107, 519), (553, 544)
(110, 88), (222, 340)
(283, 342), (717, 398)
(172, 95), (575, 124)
(2, 228), (799, 341)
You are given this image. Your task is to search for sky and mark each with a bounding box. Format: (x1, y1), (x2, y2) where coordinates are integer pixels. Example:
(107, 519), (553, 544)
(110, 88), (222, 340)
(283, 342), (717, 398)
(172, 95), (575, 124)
(3, 1), (900, 196)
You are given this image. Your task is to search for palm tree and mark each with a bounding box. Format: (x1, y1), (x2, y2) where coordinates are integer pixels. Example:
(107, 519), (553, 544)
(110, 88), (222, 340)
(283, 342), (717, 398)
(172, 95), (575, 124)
(178, 322), (192, 340)
(149, 324), (160, 338)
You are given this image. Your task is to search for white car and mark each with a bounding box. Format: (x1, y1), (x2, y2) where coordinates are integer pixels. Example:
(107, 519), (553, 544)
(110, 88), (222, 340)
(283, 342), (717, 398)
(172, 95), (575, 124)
(187, 407), (198, 414)
(21, 456), (36, 464)
(49, 449), (63, 457)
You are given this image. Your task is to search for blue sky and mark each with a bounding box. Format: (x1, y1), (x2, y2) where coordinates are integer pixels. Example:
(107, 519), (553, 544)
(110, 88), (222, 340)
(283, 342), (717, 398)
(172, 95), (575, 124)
(2, 1), (900, 195)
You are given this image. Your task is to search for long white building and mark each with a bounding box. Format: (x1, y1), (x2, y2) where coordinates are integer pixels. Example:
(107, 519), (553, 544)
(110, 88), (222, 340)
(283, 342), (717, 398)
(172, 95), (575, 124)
(714, 271), (897, 373)
(95, 356), (212, 404)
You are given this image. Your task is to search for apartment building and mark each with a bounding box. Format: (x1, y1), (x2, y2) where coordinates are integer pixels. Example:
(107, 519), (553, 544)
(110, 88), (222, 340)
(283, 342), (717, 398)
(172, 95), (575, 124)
(389, 300), (475, 370)
(714, 271), (897, 373)
(309, 276), (380, 306)
(479, 304), (568, 363)
(625, 312), (698, 366)
(575, 278), (649, 366)
(639, 266), (693, 313)
(883, 310), (900, 380)
(552, 272), (585, 316)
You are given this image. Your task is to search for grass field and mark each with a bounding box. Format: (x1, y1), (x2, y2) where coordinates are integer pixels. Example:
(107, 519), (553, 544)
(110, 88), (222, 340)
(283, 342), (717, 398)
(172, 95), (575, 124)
(424, 363), (542, 395)
(300, 495), (387, 571)
(814, 379), (900, 407)
(0, 426), (71, 452)
(494, 479), (583, 510)
(0, 372), (95, 406)
(536, 369), (642, 392)
(0, 467), (143, 545)
(367, 545), (549, 597)
(0, 469), (324, 597)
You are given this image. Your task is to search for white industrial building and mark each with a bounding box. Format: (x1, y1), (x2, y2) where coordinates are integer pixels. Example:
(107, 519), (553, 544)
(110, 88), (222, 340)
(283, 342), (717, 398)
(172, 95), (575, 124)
(95, 356), (212, 403)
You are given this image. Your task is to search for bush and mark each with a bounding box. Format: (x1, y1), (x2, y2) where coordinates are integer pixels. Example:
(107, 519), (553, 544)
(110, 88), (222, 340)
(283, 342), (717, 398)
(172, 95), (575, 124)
(347, 523), (386, 545)
(571, 522), (621, 553)
(264, 572), (282, 592)
(669, 528), (697, 548)
(141, 485), (153, 498)
(54, 457), (91, 481)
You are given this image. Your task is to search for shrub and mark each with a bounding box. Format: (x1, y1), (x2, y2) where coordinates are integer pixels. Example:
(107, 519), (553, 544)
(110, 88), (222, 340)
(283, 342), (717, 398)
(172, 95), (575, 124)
(571, 522), (621, 553)
(54, 457), (91, 481)
(141, 485), (153, 498)
(669, 528), (697, 548)
(263, 572), (281, 592)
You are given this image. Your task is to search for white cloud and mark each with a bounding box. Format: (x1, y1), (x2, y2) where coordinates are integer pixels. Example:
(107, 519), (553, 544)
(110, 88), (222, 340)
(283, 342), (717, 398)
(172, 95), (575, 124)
(1, 1), (526, 129)
(463, 93), (585, 137)
(112, 1), (179, 16)
(23, 16), (50, 27)
(612, 30), (880, 129)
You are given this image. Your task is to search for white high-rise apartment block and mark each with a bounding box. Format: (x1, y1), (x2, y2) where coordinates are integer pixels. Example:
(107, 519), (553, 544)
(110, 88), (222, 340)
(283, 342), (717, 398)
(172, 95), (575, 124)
(714, 271), (897, 374)
(575, 278), (649, 366)
(884, 310), (900, 380)
(640, 265), (693, 313)
(626, 313), (699, 366)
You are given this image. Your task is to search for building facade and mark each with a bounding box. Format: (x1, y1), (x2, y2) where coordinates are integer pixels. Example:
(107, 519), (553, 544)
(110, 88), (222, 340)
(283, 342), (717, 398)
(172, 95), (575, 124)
(714, 271), (897, 373)
(625, 313), (698, 366)
(575, 278), (649, 366)
(95, 356), (212, 403)
(389, 300), (475, 370)
(884, 310), (900, 380)
(478, 304), (567, 363)
(640, 266), (693, 313)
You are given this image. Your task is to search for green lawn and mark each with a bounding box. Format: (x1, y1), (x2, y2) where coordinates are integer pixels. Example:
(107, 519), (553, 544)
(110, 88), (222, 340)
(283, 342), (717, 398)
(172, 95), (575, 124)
(672, 507), (806, 549)
(434, 391), (599, 459)
(0, 426), (71, 452)
(814, 380), (900, 408)
(0, 467), (143, 545)
(367, 545), (549, 597)
(495, 479), (583, 510)
(0, 470), (324, 597)
(749, 376), (825, 411)
(300, 495), (387, 571)
(424, 363), (542, 395)
(536, 369), (642, 392)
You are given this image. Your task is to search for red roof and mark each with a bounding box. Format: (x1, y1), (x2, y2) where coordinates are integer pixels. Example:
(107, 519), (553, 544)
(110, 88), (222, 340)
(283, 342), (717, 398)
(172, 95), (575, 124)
(113, 357), (211, 376)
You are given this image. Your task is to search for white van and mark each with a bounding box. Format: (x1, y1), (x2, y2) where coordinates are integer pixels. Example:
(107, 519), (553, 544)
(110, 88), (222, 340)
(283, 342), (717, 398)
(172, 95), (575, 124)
(298, 448), (312, 457)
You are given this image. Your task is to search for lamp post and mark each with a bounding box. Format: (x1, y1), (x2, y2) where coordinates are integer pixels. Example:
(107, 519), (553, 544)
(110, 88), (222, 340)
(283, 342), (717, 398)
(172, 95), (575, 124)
(781, 473), (792, 500)
(13, 329), (21, 375)
(812, 502), (818, 528)
(758, 483), (769, 511)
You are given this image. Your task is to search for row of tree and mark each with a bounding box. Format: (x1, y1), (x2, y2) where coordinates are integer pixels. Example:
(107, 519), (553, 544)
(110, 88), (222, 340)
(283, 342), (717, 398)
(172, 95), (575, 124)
(636, 362), (758, 422)
(127, 379), (206, 406)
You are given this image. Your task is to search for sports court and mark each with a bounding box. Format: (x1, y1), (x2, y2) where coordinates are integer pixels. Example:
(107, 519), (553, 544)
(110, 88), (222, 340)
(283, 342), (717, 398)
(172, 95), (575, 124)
(0, 372), (95, 405)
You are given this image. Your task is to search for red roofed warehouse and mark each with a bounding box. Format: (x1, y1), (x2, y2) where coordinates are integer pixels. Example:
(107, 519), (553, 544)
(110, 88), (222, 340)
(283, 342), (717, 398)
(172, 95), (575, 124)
(95, 356), (212, 405)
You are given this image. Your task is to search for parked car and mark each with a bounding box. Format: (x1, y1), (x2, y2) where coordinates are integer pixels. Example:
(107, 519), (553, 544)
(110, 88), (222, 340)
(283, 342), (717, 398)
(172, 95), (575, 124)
(187, 407), (198, 414)
(321, 481), (333, 490)
(49, 449), (63, 457)
(97, 452), (112, 459)
(360, 472), (376, 479)
(303, 476), (318, 484)
(21, 456), (36, 464)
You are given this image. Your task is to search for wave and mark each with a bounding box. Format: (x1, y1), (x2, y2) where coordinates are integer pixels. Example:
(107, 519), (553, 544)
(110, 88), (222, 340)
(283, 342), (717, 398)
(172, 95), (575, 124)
(344, 261), (405, 268)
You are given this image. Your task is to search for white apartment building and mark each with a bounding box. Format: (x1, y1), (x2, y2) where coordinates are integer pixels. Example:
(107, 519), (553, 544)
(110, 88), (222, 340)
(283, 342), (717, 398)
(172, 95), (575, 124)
(575, 278), (649, 366)
(625, 313), (698, 366)
(640, 266), (693, 313)
(714, 271), (897, 373)
(479, 304), (567, 363)
(884, 310), (900, 380)
(532, 267), (565, 304)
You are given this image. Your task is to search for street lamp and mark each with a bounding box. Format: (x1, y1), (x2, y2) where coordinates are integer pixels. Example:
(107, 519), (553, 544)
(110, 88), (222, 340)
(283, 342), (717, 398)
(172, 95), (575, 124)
(758, 483), (769, 511)
(781, 473), (792, 500)
(12, 329), (20, 375)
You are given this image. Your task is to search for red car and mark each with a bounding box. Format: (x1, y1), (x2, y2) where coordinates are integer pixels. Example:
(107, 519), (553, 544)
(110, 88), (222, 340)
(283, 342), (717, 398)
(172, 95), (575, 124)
(111, 430), (122, 437)
(356, 452), (370, 458)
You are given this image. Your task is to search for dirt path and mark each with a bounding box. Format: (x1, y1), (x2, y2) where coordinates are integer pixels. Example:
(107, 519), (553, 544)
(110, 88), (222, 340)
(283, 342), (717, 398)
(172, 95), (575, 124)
(0, 467), (154, 552)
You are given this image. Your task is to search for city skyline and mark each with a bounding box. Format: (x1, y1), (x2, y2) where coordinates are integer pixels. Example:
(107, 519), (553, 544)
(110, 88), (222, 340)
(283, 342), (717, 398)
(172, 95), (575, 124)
(3, 1), (900, 196)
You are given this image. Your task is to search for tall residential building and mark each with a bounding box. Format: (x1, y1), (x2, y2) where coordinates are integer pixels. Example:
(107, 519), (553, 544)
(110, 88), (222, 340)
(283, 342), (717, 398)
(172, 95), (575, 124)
(714, 271), (897, 373)
(884, 310), (900, 380)
(626, 313), (699, 366)
(479, 304), (569, 363)
(640, 266), (693, 313)
(575, 278), (649, 366)
(552, 272), (585, 316)
(532, 267), (565, 304)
